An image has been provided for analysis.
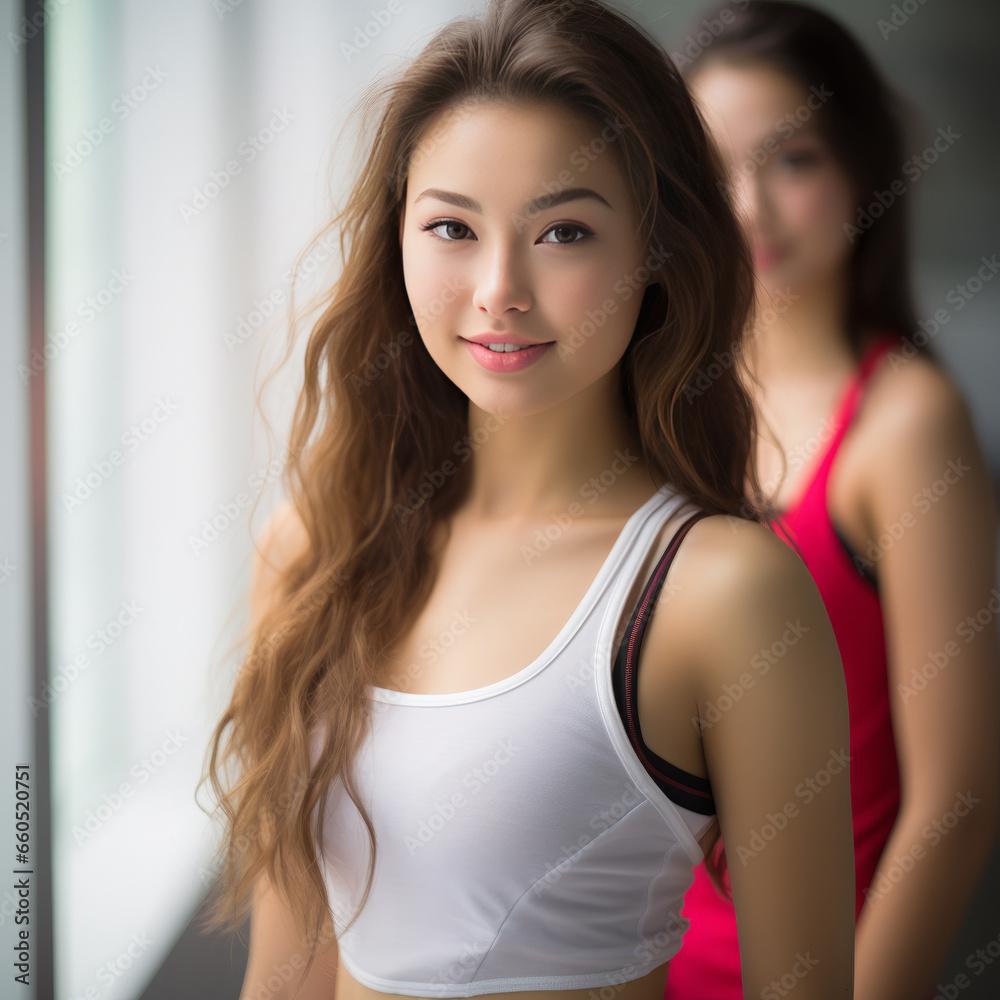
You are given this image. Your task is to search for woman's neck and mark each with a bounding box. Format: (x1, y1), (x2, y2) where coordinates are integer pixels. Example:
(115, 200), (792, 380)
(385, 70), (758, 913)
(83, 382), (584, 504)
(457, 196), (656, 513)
(462, 368), (654, 522)
(749, 271), (855, 387)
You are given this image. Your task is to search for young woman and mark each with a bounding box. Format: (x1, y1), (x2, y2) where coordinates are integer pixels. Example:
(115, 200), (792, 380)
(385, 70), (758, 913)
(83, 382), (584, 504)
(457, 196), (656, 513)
(661, 4), (1000, 999)
(199, 2), (858, 997)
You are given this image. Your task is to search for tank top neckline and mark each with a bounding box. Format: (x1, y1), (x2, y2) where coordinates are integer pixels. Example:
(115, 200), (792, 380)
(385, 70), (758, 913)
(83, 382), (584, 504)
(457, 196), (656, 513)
(369, 482), (677, 707)
(771, 332), (898, 518)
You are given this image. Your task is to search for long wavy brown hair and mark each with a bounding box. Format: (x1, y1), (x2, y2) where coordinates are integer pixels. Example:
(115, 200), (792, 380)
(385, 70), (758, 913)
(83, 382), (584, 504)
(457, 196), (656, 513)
(197, 0), (763, 969)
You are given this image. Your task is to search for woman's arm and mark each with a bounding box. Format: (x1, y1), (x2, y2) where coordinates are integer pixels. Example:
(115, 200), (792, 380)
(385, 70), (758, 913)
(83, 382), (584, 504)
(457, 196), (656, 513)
(851, 362), (1000, 1000)
(240, 875), (340, 1000)
(655, 515), (856, 999)
(238, 501), (341, 998)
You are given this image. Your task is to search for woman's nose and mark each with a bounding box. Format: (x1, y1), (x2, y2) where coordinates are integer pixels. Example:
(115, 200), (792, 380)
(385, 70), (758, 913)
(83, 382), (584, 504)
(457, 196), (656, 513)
(471, 244), (534, 317)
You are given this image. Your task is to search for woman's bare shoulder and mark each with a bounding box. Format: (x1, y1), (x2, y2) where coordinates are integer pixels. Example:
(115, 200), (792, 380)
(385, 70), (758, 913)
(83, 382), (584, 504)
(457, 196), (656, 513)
(668, 512), (810, 607)
(854, 347), (986, 510)
(659, 513), (836, 694)
(860, 347), (972, 442)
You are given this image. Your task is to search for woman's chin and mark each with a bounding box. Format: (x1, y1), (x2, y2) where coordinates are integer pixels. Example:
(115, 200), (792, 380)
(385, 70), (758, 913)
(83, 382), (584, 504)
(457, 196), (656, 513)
(754, 261), (806, 299)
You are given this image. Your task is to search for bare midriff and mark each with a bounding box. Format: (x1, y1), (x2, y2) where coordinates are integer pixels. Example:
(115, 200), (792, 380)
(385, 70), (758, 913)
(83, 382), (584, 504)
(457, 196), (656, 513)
(335, 960), (671, 1000)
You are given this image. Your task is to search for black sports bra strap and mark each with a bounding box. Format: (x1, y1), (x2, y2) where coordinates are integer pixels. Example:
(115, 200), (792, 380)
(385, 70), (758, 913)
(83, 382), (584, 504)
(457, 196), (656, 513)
(629, 510), (711, 645)
(612, 509), (716, 814)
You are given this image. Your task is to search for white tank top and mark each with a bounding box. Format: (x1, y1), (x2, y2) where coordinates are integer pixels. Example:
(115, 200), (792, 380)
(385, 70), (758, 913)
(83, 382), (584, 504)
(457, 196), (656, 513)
(309, 482), (716, 995)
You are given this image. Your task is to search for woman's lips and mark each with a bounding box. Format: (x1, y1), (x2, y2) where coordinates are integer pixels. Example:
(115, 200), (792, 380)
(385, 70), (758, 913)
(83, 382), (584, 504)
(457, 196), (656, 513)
(462, 339), (554, 372)
(753, 244), (789, 270)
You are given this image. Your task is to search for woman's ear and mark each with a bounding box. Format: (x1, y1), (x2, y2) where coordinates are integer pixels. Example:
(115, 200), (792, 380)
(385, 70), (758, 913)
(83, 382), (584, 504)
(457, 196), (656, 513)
(645, 243), (670, 291)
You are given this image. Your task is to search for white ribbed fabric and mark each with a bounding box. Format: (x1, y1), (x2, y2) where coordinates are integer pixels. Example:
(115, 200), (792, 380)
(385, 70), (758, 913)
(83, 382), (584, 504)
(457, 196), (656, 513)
(309, 482), (715, 996)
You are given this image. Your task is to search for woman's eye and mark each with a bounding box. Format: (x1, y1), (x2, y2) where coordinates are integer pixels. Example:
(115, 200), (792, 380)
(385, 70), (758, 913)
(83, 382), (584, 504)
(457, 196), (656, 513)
(421, 219), (472, 241)
(781, 151), (818, 168)
(419, 220), (592, 244)
(539, 223), (592, 245)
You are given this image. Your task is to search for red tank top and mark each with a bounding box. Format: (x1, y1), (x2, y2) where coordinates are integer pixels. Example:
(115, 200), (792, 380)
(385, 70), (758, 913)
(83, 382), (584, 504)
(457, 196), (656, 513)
(663, 332), (904, 998)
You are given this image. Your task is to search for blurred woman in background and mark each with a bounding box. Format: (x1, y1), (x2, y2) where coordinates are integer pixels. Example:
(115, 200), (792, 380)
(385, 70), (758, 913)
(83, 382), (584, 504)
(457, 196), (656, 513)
(662, 3), (1000, 999)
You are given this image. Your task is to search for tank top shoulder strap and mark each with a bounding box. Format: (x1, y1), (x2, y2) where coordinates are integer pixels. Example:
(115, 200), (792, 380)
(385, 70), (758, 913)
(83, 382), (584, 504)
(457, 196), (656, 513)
(612, 509), (716, 815)
(825, 333), (899, 465)
(811, 331), (901, 486)
(838, 332), (901, 430)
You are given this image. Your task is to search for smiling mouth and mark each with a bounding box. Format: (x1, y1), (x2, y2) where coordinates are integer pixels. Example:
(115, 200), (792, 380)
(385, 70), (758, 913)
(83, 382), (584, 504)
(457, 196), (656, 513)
(460, 338), (556, 353)
(753, 244), (789, 266)
(480, 343), (553, 353)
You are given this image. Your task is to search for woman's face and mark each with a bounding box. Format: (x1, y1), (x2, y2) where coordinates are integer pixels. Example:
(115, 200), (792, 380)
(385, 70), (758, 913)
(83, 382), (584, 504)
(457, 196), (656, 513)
(689, 60), (856, 297)
(399, 99), (657, 419)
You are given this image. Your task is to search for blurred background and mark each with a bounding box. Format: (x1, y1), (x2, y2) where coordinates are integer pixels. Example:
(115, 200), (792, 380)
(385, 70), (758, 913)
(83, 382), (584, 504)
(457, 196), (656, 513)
(0, 0), (997, 996)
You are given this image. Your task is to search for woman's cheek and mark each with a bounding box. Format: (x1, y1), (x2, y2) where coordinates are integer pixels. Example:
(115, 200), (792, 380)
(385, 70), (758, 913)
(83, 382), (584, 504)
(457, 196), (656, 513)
(795, 172), (854, 234)
(580, 254), (640, 315)
(787, 180), (854, 270)
(405, 255), (460, 327)
(564, 270), (646, 370)
(555, 269), (617, 337)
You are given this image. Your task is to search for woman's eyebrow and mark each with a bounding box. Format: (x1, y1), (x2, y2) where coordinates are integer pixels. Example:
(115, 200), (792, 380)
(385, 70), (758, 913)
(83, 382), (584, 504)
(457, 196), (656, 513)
(413, 186), (614, 214)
